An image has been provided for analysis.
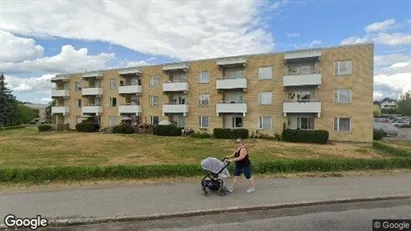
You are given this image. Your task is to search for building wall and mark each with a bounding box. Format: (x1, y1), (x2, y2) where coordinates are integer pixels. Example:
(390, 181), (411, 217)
(54, 43), (374, 142)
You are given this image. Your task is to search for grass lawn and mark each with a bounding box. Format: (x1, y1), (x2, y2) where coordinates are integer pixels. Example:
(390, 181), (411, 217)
(381, 140), (411, 152)
(0, 127), (384, 168)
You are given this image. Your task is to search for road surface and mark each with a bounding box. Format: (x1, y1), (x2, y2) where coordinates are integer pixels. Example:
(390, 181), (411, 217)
(44, 198), (411, 231)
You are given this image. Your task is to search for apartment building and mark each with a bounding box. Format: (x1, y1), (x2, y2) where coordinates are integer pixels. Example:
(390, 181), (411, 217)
(51, 43), (374, 143)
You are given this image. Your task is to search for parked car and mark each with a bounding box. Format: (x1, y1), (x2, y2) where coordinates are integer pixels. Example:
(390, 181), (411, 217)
(374, 122), (399, 137)
(392, 120), (410, 127)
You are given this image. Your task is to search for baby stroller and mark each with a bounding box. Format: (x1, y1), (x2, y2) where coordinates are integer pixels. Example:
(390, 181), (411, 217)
(200, 157), (231, 196)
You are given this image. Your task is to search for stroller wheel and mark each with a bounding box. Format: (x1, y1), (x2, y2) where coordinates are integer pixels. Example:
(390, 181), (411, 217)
(218, 186), (229, 197)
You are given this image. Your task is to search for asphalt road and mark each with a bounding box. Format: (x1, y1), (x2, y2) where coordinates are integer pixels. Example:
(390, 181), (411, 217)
(44, 198), (411, 231)
(384, 128), (411, 141)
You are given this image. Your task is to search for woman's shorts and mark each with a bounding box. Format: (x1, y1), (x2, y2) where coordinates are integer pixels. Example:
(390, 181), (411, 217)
(234, 164), (252, 179)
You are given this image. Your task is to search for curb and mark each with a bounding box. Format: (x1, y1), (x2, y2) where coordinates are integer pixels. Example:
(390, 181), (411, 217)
(1, 194), (411, 229)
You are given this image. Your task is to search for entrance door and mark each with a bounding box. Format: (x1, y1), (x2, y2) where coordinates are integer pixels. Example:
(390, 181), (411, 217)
(109, 116), (117, 127)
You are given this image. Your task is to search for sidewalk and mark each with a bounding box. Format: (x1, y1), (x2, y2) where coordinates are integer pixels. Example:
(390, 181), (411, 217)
(1, 173), (411, 225)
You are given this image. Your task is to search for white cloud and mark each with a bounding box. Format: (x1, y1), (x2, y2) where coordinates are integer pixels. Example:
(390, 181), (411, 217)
(365, 19), (395, 33)
(287, 32), (300, 37)
(0, 45), (114, 73)
(374, 53), (410, 68)
(0, 30), (44, 62)
(341, 19), (411, 46)
(1, 1), (275, 60)
(270, 0), (289, 10)
(4, 74), (54, 93)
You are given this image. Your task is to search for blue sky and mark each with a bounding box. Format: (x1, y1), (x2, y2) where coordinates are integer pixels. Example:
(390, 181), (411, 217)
(1, 0), (410, 103)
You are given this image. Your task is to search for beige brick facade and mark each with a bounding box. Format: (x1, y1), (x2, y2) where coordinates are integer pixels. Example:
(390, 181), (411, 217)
(51, 43), (374, 143)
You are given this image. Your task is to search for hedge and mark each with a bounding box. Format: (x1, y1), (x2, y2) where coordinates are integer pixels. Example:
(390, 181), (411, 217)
(213, 128), (249, 139)
(373, 129), (385, 140)
(0, 125), (25, 131)
(282, 129), (329, 144)
(190, 132), (212, 138)
(112, 125), (135, 134)
(153, 125), (182, 136)
(1, 158), (411, 183)
(373, 142), (411, 157)
(75, 122), (99, 132)
(38, 124), (53, 132)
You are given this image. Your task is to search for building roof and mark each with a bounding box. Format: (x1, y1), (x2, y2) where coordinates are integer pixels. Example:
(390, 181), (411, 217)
(56, 42), (374, 76)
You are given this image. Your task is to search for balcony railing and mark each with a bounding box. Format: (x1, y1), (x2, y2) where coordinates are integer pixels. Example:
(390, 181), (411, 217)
(162, 104), (189, 116)
(119, 85), (142, 94)
(51, 106), (70, 115)
(82, 87), (103, 96)
(216, 101), (247, 116)
(82, 105), (103, 115)
(163, 82), (189, 92)
(283, 101), (321, 117)
(119, 104), (142, 115)
(216, 77), (247, 90)
(51, 89), (70, 98)
(286, 70), (320, 76)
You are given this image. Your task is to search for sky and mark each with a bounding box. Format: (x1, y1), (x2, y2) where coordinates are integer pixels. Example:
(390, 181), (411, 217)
(0, 0), (410, 104)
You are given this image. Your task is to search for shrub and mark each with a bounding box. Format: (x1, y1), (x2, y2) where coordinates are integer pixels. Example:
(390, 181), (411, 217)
(373, 129), (385, 140)
(274, 133), (281, 141)
(153, 124), (182, 136)
(75, 122), (99, 132)
(190, 132), (212, 138)
(282, 129), (329, 144)
(112, 125), (135, 134)
(38, 124), (53, 132)
(213, 128), (249, 139)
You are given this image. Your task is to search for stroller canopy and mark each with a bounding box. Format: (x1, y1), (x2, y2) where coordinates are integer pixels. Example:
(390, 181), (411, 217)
(201, 157), (230, 178)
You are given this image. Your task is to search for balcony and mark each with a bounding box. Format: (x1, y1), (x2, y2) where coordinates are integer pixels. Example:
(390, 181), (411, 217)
(51, 106), (70, 115)
(51, 89), (70, 98)
(119, 104), (142, 116)
(216, 102), (247, 116)
(82, 71), (103, 79)
(82, 105), (103, 115)
(284, 50), (322, 61)
(162, 104), (189, 116)
(216, 57), (247, 67)
(283, 72), (322, 87)
(51, 75), (70, 82)
(119, 85), (142, 94)
(283, 100), (321, 117)
(163, 82), (189, 92)
(216, 77), (247, 90)
(82, 87), (103, 96)
(162, 63), (189, 72)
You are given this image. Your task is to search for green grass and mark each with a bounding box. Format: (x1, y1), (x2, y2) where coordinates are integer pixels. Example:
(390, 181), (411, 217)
(373, 142), (411, 158)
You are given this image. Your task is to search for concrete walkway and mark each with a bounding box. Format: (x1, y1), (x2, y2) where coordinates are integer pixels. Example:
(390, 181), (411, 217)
(1, 173), (411, 225)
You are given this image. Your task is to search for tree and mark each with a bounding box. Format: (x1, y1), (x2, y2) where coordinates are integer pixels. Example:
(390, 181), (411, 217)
(14, 104), (40, 124)
(0, 73), (17, 127)
(45, 99), (56, 123)
(397, 92), (411, 116)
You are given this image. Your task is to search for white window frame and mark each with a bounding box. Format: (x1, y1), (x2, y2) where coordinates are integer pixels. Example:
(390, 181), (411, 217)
(199, 116), (210, 129)
(334, 117), (352, 132)
(259, 117), (272, 130)
(109, 78), (117, 89)
(76, 99), (82, 108)
(199, 72), (210, 83)
(198, 94), (210, 105)
(150, 76), (160, 87)
(151, 116), (159, 125)
(150, 96), (159, 106)
(75, 81), (81, 91)
(297, 117), (315, 130)
(334, 60), (353, 76)
(259, 92), (273, 105)
(109, 97), (117, 107)
(334, 89), (352, 104)
(258, 67), (272, 80)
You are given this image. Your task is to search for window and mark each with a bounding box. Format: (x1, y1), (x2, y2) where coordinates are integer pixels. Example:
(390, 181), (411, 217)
(259, 92), (272, 105)
(76, 99), (82, 107)
(199, 71), (210, 83)
(299, 65), (312, 75)
(335, 60), (353, 76)
(259, 117), (272, 130)
(75, 81), (81, 91)
(258, 67), (272, 80)
(151, 116), (159, 125)
(334, 118), (351, 132)
(198, 94), (210, 105)
(199, 116), (210, 128)
(150, 96), (159, 106)
(232, 117), (243, 128)
(334, 89), (352, 104)
(297, 117), (315, 130)
(110, 97), (117, 107)
(110, 78), (117, 89)
(150, 76), (160, 87)
(225, 69), (243, 79)
(297, 92), (312, 102)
